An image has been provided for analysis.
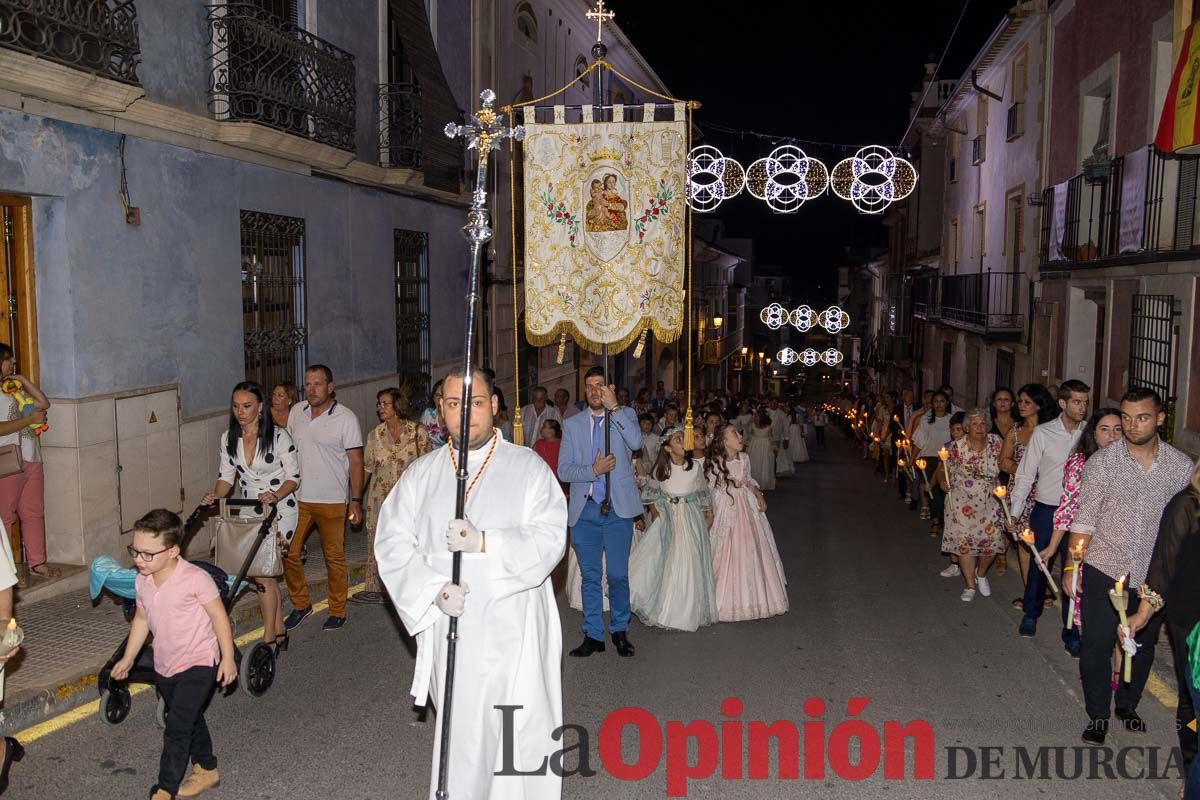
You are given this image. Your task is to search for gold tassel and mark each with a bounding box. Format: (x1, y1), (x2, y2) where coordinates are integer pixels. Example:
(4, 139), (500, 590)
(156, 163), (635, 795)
(632, 328), (648, 359)
(556, 333), (566, 364)
(512, 405), (524, 446)
(683, 407), (695, 450)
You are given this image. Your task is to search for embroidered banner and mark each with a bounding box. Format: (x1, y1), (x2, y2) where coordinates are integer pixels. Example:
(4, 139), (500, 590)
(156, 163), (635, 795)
(521, 105), (687, 353)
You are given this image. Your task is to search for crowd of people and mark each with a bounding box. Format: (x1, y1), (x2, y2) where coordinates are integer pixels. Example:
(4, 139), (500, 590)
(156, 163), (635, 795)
(838, 379), (1200, 798)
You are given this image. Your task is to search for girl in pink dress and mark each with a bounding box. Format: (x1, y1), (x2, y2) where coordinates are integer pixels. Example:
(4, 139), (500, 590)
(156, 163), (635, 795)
(703, 423), (789, 622)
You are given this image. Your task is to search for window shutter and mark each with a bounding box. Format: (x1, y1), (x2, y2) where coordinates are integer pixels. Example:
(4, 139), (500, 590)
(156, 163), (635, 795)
(388, 0), (464, 193)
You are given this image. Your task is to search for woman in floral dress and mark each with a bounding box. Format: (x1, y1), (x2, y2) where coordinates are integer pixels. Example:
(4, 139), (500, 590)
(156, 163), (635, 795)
(352, 388), (430, 605)
(941, 408), (1006, 602)
(1000, 383), (1057, 608)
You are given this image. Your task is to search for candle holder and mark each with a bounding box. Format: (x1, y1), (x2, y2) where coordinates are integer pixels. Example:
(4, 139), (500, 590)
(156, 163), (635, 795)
(1109, 576), (1133, 683)
(993, 485), (1016, 538)
(1018, 529), (1058, 595)
(1066, 545), (1083, 630)
(0, 618), (23, 700)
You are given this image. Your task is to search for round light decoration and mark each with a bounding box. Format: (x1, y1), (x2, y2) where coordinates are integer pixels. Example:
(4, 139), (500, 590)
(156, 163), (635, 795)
(789, 304), (816, 332)
(830, 146), (918, 215)
(821, 348), (844, 366)
(817, 305), (850, 334)
(745, 146), (829, 213)
(759, 302), (788, 329)
(686, 145), (746, 212)
(799, 348), (820, 367)
(777, 347), (800, 366)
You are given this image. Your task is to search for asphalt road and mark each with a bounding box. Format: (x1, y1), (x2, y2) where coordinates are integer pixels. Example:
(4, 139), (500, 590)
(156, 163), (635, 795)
(8, 432), (1188, 799)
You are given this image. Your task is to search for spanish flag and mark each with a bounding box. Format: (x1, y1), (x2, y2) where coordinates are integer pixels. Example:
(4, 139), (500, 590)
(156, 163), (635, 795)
(1156, 20), (1200, 154)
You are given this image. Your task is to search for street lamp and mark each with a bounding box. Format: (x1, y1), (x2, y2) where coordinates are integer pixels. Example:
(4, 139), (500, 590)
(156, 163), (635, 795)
(712, 315), (723, 330)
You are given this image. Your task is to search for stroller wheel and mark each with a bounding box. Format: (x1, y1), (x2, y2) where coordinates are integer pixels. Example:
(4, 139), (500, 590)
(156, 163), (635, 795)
(154, 693), (169, 729)
(240, 642), (276, 697)
(99, 686), (131, 725)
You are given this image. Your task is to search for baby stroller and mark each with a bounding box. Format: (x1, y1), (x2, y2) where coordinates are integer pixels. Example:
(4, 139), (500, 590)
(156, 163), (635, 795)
(90, 500), (280, 726)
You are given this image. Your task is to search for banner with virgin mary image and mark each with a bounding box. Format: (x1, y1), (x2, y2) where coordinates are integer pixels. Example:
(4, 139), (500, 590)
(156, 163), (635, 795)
(520, 103), (687, 353)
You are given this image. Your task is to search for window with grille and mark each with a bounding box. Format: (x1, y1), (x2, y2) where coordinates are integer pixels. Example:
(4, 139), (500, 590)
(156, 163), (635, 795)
(1129, 294), (1176, 428)
(241, 210), (308, 389)
(995, 349), (1014, 390)
(395, 230), (431, 398)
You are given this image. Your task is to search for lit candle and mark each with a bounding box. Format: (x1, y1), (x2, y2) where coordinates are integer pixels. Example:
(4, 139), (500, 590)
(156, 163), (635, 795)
(937, 447), (949, 462)
(1019, 528), (1059, 595)
(1066, 542), (1084, 631)
(993, 485), (1013, 530)
(1110, 574), (1132, 683)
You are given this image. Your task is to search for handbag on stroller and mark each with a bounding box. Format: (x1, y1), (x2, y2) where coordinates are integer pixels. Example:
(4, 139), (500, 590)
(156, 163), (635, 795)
(213, 499), (283, 578)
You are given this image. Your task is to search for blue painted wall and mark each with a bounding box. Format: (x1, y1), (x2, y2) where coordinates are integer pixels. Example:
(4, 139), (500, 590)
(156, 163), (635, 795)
(0, 110), (468, 417)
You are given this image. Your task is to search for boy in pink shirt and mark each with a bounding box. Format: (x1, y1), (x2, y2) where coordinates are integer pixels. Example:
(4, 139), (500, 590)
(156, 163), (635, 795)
(111, 510), (236, 799)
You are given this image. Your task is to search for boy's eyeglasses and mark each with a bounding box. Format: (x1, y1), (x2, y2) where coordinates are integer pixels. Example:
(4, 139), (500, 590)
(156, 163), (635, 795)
(127, 545), (170, 561)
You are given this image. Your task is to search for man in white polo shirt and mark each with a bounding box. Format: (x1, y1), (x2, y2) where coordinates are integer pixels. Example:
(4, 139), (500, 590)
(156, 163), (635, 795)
(284, 364), (364, 631)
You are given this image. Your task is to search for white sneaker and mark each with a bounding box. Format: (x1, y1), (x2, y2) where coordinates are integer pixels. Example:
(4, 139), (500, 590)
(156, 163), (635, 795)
(939, 563), (961, 578)
(960, 588), (977, 602)
(976, 576), (992, 597)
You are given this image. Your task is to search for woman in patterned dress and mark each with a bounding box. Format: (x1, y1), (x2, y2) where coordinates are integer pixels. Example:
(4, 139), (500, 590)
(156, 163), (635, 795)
(351, 388), (431, 605)
(940, 408), (1006, 602)
(1000, 383), (1057, 608)
(204, 382), (301, 648)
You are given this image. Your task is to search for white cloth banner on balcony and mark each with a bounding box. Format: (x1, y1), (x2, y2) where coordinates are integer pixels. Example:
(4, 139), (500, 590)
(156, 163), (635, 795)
(521, 104), (688, 354)
(1119, 147), (1149, 254)
(1049, 180), (1069, 262)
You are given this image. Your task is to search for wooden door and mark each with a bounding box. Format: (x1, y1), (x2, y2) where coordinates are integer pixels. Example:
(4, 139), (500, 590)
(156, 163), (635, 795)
(0, 195), (41, 564)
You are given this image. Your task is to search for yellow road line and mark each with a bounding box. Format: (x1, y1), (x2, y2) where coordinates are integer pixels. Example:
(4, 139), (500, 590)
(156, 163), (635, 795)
(14, 582), (366, 743)
(1145, 669), (1178, 710)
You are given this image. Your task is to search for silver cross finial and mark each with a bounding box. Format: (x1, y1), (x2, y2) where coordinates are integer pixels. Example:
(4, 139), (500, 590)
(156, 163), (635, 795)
(444, 89), (525, 236)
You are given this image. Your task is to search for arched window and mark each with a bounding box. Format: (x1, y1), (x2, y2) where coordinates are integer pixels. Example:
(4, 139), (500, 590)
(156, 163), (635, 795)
(574, 55), (590, 88)
(516, 3), (537, 44)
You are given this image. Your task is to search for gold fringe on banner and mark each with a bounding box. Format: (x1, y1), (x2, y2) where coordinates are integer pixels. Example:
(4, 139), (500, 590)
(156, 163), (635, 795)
(632, 328), (648, 359)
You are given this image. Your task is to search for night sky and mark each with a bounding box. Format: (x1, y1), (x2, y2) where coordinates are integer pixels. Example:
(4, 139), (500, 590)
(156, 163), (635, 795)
(616, 0), (1015, 302)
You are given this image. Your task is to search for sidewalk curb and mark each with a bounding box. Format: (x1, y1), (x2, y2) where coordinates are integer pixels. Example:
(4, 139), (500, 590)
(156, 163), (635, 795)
(0, 564), (365, 737)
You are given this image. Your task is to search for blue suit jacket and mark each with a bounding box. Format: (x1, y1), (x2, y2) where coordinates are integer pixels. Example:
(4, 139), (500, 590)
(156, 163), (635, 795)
(559, 406), (644, 525)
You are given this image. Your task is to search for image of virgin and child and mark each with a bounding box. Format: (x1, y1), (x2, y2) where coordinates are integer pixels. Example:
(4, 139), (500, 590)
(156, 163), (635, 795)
(585, 173), (629, 232)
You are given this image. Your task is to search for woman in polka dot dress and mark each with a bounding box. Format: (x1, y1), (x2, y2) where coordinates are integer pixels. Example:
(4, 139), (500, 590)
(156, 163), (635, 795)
(203, 382), (301, 650)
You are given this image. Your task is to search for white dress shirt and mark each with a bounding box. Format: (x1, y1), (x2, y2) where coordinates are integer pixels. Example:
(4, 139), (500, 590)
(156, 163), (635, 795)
(520, 403), (562, 445)
(1009, 414), (1084, 520)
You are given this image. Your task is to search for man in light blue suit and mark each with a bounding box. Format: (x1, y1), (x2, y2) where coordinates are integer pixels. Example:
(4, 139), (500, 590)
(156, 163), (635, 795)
(559, 366), (643, 657)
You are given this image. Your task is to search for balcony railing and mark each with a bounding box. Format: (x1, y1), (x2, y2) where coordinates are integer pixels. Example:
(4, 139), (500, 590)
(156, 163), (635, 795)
(1039, 145), (1200, 269)
(207, 4), (356, 152)
(939, 271), (1025, 336)
(379, 82), (422, 169)
(702, 330), (743, 366)
(912, 274), (937, 320)
(0, 0), (141, 85)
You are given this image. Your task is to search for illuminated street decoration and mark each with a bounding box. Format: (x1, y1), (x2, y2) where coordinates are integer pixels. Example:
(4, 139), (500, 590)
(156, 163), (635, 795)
(686, 145), (746, 211)
(817, 305), (850, 333)
(759, 302), (788, 329)
(744, 146), (829, 213)
(789, 304), (816, 331)
(830, 146), (918, 214)
(775, 347), (844, 367)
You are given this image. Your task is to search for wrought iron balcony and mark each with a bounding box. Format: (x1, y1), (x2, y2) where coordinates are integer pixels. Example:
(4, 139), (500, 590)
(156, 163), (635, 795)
(938, 271), (1025, 338)
(378, 82), (421, 169)
(702, 330), (743, 366)
(0, 0), (141, 85)
(207, 4), (356, 152)
(911, 274), (937, 321)
(1038, 145), (1200, 270)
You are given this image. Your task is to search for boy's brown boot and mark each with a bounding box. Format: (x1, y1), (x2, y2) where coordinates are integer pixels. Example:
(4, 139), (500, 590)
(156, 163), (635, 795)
(149, 789), (174, 800)
(176, 765), (220, 797)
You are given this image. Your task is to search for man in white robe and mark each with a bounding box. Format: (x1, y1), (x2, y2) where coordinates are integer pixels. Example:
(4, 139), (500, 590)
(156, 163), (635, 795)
(375, 367), (568, 800)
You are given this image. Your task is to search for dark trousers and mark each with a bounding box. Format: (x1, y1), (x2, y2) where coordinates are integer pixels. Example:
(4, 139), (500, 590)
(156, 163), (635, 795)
(157, 665), (218, 794)
(1020, 503), (1078, 651)
(930, 485), (946, 526)
(1169, 621), (1199, 769)
(814, 426), (825, 447)
(1079, 564), (1162, 721)
(897, 466), (909, 498)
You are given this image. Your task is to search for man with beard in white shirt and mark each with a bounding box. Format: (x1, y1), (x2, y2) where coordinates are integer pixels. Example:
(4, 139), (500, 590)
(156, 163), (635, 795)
(375, 368), (567, 800)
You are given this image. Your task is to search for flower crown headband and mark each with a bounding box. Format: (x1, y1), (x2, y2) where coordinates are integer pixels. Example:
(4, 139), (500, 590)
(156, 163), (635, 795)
(658, 425), (685, 445)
